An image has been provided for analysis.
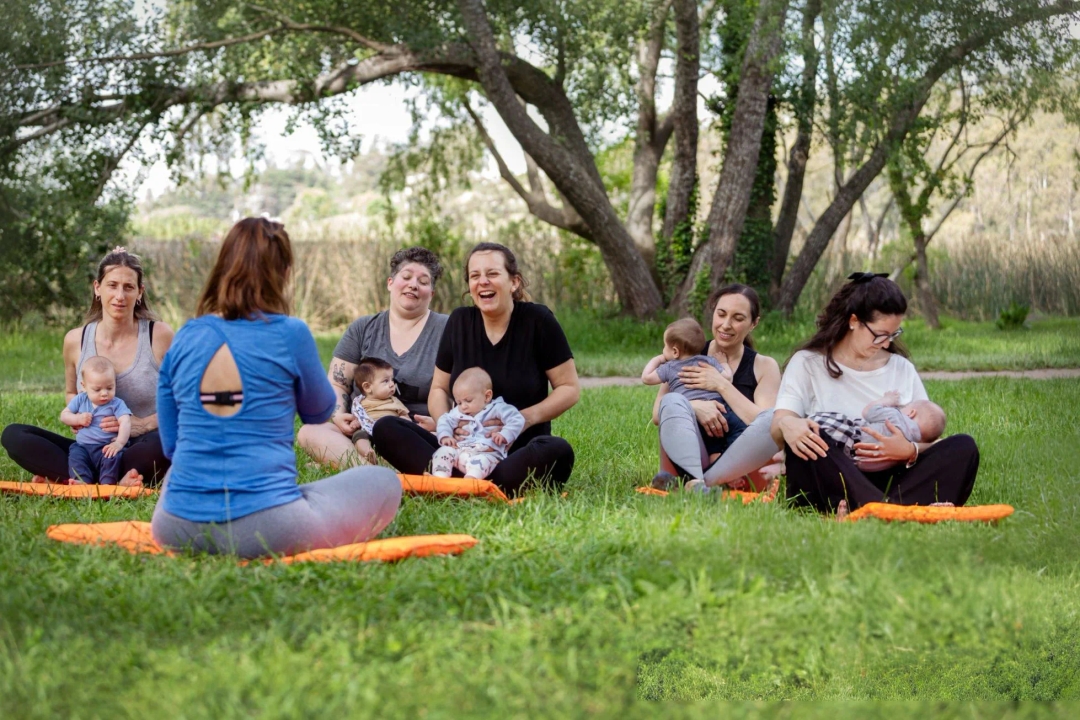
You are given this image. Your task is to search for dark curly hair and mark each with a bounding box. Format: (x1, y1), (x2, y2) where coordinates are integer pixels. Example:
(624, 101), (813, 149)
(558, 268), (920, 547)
(389, 247), (443, 286)
(790, 275), (909, 378)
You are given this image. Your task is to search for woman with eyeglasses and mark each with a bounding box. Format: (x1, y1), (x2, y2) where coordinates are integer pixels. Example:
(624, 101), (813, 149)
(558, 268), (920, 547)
(770, 273), (980, 515)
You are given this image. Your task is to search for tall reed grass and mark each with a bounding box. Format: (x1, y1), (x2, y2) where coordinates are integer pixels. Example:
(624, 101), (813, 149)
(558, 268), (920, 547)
(134, 226), (616, 331)
(793, 232), (1080, 321)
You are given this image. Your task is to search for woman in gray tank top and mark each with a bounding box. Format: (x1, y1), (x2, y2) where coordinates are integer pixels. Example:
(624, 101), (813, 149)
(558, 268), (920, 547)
(1, 248), (174, 485)
(297, 247), (448, 467)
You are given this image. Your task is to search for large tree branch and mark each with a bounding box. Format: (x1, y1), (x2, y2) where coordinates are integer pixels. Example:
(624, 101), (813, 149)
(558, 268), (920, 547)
(456, 0), (662, 316)
(463, 100), (593, 240)
(770, 0), (822, 299)
(674, 0), (790, 312)
(660, 0), (701, 243)
(625, 0), (673, 256)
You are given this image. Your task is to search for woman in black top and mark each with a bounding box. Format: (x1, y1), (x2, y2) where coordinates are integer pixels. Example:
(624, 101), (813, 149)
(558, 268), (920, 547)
(372, 243), (580, 494)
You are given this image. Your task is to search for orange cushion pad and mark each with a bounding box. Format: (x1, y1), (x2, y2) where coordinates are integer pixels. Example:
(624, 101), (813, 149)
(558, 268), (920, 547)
(0, 481), (155, 499)
(46, 521), (477, 564)
(398, 474), (509, 502)
(845, 502), (1015, 524)
(635, 486), (774, 504)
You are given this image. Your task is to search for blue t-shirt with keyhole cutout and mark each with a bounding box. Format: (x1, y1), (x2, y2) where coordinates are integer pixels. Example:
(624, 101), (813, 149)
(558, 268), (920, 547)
(157, 314), (335, 522)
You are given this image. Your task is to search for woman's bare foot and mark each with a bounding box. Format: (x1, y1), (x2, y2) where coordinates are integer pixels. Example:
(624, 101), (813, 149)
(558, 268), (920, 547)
(117, 470), (144, 487)
(32, 475), (49, 484)
(836, 499), (849, 521)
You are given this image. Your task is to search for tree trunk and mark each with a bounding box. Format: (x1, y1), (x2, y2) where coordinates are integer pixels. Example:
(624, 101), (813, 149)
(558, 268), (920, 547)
(625, 2), (672, 264)
(672, 0), (790, 314)
(770, 0), (821, 304)
(457, 0), (663, 317)
(913, 232), (940, 329)
(660, 0), (700, 243)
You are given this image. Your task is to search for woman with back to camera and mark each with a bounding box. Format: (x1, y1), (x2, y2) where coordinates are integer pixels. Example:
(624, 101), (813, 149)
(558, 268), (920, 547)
(297, 247), (447, 466)
(1, 248), (173, 486)
(372, 242), (579, 496)
(651, 283), (783, 491)
(771, 272), (979, 515)
(150, 218), (401, 558)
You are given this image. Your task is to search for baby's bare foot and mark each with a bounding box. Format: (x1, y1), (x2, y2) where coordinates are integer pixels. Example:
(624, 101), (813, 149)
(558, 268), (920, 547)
(66, 478), (87, 486)
(117, 470), (144, 487)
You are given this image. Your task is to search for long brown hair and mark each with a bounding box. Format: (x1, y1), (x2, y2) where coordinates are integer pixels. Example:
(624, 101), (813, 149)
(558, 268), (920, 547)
(464, 242), (530, 302)
(706, 283), (761, 350)
(790, 274), (909, 378)
(85, 247), (156, 323)
(196, 218), (293, 320)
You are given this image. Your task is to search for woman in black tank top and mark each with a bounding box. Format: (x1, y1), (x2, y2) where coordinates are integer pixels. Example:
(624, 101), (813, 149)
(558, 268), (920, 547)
(651, 284), (782, 489)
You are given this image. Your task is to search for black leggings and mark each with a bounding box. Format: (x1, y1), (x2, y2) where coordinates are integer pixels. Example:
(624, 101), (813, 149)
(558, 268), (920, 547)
(371, 416), (575, 496)
(785, 433), (980, 512)
(1, 423), (170, 486)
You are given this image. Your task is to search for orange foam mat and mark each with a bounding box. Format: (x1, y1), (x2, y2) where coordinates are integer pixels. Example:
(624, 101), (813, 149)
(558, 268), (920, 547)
(635, 486), (774, 504)
(398, 474), (509, 503)
(46, 521), (478, 564)
(845, 502), (1014, 524)
(0, 481), (155, 499)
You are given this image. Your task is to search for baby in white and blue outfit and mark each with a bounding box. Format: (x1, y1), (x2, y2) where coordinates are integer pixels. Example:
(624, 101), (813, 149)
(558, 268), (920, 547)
(433, 367), (525, 479)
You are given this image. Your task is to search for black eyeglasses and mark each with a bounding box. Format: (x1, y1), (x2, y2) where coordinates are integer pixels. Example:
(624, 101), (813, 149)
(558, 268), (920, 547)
(860, 321), (903, 345)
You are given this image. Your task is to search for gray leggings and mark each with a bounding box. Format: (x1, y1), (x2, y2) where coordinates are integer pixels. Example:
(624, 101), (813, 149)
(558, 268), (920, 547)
(151, 466), (403, 559)
(658, 393), (780, 485)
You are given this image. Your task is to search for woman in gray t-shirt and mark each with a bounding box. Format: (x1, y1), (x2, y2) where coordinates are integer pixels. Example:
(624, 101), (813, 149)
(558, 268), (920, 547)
(297, 247), (447, 466)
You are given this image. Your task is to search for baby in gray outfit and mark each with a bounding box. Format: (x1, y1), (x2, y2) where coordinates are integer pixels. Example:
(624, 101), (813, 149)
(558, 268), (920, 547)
(811, 391), (947, 472)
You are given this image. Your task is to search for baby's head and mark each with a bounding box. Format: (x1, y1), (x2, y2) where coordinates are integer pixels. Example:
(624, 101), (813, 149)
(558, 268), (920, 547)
(663, 318), (706, 362)
(904, 399), (947, 442)
(81, 356), (117, 407)
(354, 357), (397, 401)
(453, 367), (494, 416)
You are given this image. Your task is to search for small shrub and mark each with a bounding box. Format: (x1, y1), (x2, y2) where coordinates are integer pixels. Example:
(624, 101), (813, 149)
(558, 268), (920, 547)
(995, 302), (1030, 330)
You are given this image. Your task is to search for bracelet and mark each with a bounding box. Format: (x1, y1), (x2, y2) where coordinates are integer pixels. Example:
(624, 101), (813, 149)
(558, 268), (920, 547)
(905, 441), (919, 469)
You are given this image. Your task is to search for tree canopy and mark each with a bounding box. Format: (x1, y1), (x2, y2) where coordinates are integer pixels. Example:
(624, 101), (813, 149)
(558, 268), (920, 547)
(3, 0), (1079, 319)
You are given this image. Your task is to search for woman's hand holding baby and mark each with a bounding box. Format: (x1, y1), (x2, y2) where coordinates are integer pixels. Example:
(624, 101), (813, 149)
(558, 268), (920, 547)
(413, 414), (436, 432)
(678, 361), (732, 394)
(855, 421), (917, 463)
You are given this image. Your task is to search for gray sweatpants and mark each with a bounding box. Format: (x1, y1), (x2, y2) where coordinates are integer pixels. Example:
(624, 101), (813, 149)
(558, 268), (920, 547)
(658, 393), (780, 485)
(151, 466), (403, 559)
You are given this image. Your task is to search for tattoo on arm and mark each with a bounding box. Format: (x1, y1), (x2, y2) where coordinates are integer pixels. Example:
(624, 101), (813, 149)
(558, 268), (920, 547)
(332, 361), (349, 388)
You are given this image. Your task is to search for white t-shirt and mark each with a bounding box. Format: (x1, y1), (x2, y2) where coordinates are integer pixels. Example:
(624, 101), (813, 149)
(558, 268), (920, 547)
(775, 350), (928, 419)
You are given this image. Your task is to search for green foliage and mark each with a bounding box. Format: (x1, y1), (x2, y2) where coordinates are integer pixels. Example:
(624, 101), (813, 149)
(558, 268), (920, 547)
(655, 177), (699, 303)
(0, 162), (130, 322)
(996, 302), (1031, 331)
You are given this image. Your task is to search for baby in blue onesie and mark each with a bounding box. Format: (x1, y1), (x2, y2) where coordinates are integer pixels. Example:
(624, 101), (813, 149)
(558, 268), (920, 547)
(60, 356), (132, 484)
(433, 367), (525, 479)
(642, 317), (748, 463)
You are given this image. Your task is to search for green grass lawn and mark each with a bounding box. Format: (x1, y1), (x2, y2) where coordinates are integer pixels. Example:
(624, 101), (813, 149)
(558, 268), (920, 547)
(1, 376), (1078, 715)
(4, 313), (1078, 393)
